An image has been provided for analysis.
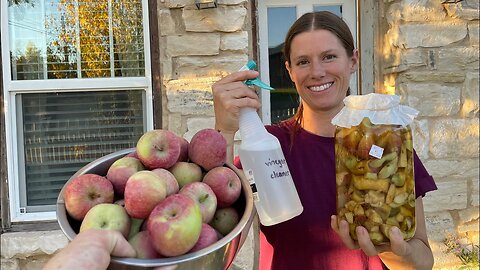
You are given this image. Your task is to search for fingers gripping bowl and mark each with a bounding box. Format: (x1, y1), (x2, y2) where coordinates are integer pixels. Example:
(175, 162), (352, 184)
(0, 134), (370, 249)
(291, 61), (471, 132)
(56, 148), (255, 270)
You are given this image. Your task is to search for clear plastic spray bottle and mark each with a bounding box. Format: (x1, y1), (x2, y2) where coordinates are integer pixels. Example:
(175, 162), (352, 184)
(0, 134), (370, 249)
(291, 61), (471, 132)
(237, 61), (303, 226)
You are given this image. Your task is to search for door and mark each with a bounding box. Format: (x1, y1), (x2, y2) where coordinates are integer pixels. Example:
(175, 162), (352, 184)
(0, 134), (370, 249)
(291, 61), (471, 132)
(257, 0), (358, 124)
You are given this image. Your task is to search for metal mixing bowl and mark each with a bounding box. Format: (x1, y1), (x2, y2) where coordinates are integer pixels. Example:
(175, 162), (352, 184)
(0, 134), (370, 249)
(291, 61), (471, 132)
(56, 148), (255, 270)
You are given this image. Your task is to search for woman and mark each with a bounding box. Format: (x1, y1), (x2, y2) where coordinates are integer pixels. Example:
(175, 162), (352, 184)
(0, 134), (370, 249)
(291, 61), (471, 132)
(212, 11), (437, 270)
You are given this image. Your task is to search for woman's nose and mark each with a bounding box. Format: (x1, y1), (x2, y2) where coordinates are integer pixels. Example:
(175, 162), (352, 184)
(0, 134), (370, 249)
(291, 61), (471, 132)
(310, 62), (326, 78)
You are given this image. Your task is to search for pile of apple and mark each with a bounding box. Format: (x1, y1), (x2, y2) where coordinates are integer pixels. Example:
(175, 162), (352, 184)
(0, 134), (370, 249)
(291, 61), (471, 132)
(63, 128), (244, 259)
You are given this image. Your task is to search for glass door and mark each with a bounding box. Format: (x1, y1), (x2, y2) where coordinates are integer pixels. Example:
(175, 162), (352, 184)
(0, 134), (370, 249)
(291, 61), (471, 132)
(257, 0), (358, 124)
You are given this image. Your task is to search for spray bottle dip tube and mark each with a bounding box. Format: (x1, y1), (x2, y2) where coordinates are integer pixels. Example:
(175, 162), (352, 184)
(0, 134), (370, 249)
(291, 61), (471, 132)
(237, 61), (303, 226)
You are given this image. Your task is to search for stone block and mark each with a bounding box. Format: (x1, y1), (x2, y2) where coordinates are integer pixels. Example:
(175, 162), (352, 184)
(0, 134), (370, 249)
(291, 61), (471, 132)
(166, 34), (220, 57)
(412, 119), (429, 160)
(469, 21), (480, 45)
(174, 55), (248, 78)
(220, 31), (248, 51)
(423, 178), (468, 212)
(165, 77), (219, 116)
(472, 178), (479, 206)
(395, 21), (467, 48)
(0, 258), (19, 270)
(403, 71), (465, 83)
(397, 49), (427, 71)
(430, 118), (479, 159)
(458, 221), (480, 234)
(183, 6), (247, 32)
(386, 1), (446, 24)
(164, 0), (190, 8)
(167, 113), (184, 135)
(460, 72), (479, 118)
(423, 159), (479, 179)
(459, 207), (480, 224)
(430, 240), (462, 270)
(444, 0), (480, 20)
(425, 211), (456, 241)
(158, 9), (177, 36)
(1, 230), (68, 259)
(185, 117), (215, 141)
(399, 82), (461, 117)
(25, 255), (50, 270)
(218, 0), (247, 4)
(437, 47), (479, 70)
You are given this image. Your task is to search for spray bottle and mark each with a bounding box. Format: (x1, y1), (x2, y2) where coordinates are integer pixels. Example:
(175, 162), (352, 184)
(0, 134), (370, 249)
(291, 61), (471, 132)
(237, 60), (303, 226)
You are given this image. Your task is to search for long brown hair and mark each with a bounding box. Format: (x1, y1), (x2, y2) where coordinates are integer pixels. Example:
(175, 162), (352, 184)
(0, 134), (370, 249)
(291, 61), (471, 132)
(281, 11), (355, 145)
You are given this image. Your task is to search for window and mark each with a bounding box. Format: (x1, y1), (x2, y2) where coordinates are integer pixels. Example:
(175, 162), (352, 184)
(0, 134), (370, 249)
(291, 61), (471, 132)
(257, 1), (358, 124)
(1, 0), (153, 222)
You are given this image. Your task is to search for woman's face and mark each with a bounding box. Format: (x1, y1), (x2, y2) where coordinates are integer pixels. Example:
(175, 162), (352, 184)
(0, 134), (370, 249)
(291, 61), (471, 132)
(285, 29), (358, 114)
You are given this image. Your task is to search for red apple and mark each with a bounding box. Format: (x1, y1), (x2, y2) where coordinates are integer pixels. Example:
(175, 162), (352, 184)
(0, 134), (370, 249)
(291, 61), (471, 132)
(126, 151), (139, 159)
(128, 231), (161, 259)
(147, 194), (202, 257)
(124, 170), (168, 219)
(202, 167), (241, 208)
(177, 136), (190, 162)
(106, 156), (144, 196)
(79, 203), (131, 238)
(189, 223), (220, 252)
(209, 207), (239, 236)
(169, 161), (203, 188)
(64, 174), (114, 220)
(188, 128), (227, 171)
(151, 168), (180, 196)
(136, 129), (181, 169)
(179, 182), (217, 223)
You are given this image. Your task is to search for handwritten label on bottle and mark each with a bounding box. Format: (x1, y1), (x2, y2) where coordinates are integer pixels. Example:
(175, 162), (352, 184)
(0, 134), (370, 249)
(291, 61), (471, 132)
(265, 157), (291, 180)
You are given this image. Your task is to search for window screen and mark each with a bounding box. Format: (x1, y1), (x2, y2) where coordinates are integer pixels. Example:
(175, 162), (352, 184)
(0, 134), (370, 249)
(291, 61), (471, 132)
(17, 90), (145, 212)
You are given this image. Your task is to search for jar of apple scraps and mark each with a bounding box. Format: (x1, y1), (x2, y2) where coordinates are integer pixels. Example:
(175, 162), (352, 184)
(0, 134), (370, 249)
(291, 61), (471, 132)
(331, 93), (419, 245)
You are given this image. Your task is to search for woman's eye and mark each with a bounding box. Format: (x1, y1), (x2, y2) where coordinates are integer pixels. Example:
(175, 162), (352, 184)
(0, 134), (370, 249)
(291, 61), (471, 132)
(324, 55), (337, 61)
(296, 59), (309, 66)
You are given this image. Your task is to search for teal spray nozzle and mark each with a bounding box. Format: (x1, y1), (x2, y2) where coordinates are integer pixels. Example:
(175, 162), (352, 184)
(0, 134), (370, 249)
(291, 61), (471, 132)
(238, 60), (274, 90)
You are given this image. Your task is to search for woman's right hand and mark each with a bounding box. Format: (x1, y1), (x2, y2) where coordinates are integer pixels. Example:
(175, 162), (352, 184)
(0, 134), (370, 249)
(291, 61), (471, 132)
(212, 69), (262, 134)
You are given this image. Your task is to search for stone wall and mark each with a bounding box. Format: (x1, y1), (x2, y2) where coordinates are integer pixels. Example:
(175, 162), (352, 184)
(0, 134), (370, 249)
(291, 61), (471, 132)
(380, 1), (479, 269)
(1, 1), (478, 269)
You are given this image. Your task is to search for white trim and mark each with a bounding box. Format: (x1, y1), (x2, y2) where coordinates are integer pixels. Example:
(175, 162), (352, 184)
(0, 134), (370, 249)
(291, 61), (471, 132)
(257, 1), (359, 124)
(6, 77), (151, 92)
(1, 0), (154, 222)
(141, 0), (154, 132)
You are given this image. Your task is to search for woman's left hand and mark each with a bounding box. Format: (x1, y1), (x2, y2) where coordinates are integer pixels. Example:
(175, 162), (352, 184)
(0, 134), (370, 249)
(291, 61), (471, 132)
(330, 215), (411, 257)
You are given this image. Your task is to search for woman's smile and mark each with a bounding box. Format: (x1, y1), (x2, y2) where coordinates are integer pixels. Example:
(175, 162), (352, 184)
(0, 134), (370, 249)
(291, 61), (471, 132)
(308, 82), (334, 92)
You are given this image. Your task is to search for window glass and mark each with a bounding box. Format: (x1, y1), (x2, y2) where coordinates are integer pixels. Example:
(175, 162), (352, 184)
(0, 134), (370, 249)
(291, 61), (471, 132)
(267, 4), (348, 123)
(267, 7), (298, 123)
(18, 90), (145, 211)
(8, 0), (145, 80)
(313, 5), (342, 17)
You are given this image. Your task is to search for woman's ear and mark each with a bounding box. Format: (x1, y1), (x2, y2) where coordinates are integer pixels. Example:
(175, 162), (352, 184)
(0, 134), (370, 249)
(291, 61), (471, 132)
(350, 49), (359, 74)
(285, 60), (294, 82)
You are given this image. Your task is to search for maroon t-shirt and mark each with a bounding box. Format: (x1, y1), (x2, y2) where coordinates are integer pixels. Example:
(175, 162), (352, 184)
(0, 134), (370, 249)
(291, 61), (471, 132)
(243, 123), (437, 270)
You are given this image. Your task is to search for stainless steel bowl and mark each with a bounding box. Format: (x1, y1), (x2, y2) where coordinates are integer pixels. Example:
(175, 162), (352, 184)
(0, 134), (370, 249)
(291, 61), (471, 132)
(56, 148), (255, 270)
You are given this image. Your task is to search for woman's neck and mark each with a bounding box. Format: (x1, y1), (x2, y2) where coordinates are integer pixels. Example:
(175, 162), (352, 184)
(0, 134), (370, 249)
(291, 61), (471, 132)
(301, 106), (343, 137)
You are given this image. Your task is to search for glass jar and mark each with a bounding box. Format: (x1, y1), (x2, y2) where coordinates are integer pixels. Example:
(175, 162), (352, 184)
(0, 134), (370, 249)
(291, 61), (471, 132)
(332, 93), (419, 245)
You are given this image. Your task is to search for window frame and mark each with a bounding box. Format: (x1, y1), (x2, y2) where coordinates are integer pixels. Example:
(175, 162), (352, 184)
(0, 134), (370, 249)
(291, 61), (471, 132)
(1, 0), (155, 223)
(256, 0), (360, 124)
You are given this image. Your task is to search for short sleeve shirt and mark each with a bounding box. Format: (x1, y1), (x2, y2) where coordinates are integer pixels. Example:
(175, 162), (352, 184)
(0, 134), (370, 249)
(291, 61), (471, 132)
(255, 123), (437, 270)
